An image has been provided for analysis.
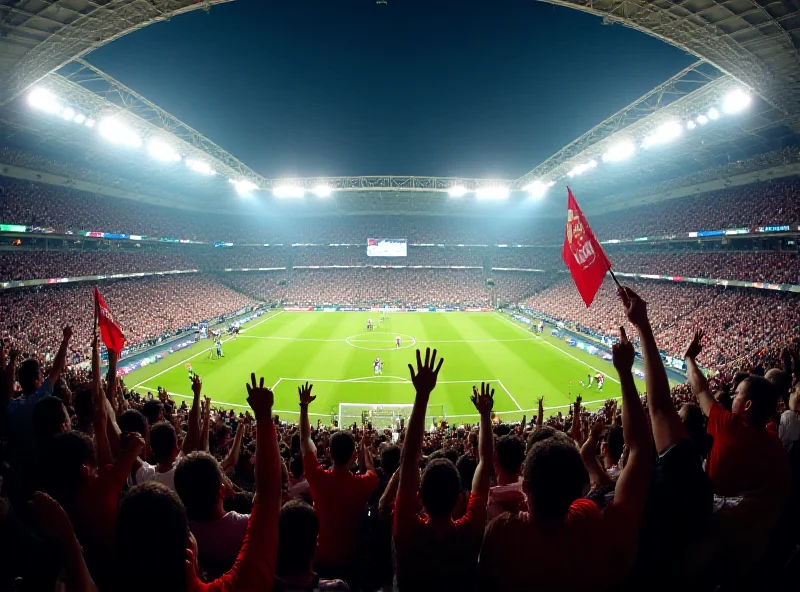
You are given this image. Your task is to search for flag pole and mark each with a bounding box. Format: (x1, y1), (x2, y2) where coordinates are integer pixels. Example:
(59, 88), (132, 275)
(606, 262), (623, 290)
(93, 286), (99, 339)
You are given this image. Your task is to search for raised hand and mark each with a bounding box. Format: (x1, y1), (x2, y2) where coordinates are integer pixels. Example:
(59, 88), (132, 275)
(191, 374), (202, 396)
(62, 325), (74, 342)
(408, 348), (443, 396)
(613, 326), (636, 373)
(471, 382), (495, 416)
(246, 373), (274, 420)
(684, 329), (704, 361)
(618, 286), (648, 328)
(590, 416), (605, 440)
(298, 381), (315, 406)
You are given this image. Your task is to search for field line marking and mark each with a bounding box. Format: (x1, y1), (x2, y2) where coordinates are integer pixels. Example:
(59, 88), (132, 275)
(492, 312), (620, 384)
(496, 379), (522, 410)
(130, 310), (284, 389)
(270, 378), (283, 391)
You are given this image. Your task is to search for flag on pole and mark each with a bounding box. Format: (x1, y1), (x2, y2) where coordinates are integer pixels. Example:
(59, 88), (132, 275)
(94, 286), (125, 354)
(562, 187), (613, 307)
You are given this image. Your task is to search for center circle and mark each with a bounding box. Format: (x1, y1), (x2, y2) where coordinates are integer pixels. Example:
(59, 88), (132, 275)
(345, 332), (417, 351)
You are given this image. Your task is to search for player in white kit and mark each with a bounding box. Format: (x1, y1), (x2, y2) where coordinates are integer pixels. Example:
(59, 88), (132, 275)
(374, 357), (383, 375)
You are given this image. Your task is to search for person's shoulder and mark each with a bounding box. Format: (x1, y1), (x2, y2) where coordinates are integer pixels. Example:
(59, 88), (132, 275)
(223, 511), (251, 525)
(569, 497), (602, 521)
(486, 510), (526, 534)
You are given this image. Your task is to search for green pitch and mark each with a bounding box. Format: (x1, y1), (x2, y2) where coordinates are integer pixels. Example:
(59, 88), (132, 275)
(124, 311), (643, 423)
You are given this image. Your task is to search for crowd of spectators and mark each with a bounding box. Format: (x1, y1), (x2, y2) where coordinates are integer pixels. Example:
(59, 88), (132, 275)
(201, 247), (288, 270)
(0, 275), (254, 364)
(2, 284), (798, 591)
(387, 270), (490, 308)
(284, 269), (388, 307)
(490, 271), (557, 304)
(220, 272), (288, 303)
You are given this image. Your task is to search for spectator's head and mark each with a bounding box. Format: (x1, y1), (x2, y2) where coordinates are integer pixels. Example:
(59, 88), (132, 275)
(289, 454), (304, 479)
(456, 454), (477, 491)
(18, 358), (43, 395)
(72, 387), (93, 428)
(603, 425), (624, 466)
(118, 409), (148, 440)
(380, 444), (401, 476)
(150, 421), (180, 465)
(527, 425), (559, 449)
(142, 399), (165, 426)
(329, 431), (356, 467)
(679, 403), (712, 458)
(523, 436), (587, 520)
(33, 395), (71, 445)
(117, 483), (195, 592)
(494, 434), (526, 481)
(420, 458), (461, 519)
(276, 501), (318, 579)
(174, 452), (225, 522)
(765, 368), (793, 406)
(37, 431), (96, 510)
(732, 371), (750, 393)
(733, 376), (778, 426)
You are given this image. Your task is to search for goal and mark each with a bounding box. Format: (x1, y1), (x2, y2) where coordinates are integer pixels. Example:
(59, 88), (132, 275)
(338, 402), (445, 430)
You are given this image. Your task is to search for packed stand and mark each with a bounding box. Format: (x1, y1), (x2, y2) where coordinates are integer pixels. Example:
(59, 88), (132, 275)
(283, 269), (388, 307)
(201, 247), (289, 270)
(0, 249), (197, 282)
(220, 272), (288, 304)
(388, 269), (490, 308)
(489, 248), (563, 269)
(491, 271), (557, 304)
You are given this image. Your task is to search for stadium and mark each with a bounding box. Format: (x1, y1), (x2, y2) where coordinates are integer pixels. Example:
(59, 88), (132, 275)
(0, 1), (799, 591)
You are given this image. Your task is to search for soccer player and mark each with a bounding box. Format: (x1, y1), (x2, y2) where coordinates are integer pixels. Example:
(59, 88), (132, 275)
(216, 338), (224, 359)
(367, 318), (373, 331)
(374, 358), (381, 375)
(538, 321), (544, 334)
(396, 336), (401, 348)
(377, 357), (383, 375)
(596, 373), (605, 391)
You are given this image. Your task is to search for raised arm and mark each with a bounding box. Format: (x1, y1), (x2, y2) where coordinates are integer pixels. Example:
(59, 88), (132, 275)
(181, 375), (203, 455)
(91, 335), (113, 467)
(537, 396), (544, 426)
(580, 417), (614, 490)
(47, 326), (73, 388)
(0, 346), (18, 408)
(570, 395), (583, 443)
(397, 349), (443, 515)
(105, 349), (118, 405)
(360, 432), (376, 474)
(201, 396), (211, 452)
(684, 329), (714, 417)
(298, 382), (317, 456)
(470, 382), (494, 496)
(621, 287), (685, 454)
(222, 418), (246, 474)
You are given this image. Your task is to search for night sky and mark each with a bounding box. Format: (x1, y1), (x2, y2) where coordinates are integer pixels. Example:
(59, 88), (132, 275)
(85, 0), (694, 179)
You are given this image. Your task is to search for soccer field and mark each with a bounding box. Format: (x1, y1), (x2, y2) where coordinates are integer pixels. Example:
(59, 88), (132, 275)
(124, 310), (643, 424)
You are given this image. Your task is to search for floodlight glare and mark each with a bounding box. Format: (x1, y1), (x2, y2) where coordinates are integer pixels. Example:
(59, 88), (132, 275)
(642, 120), (682, 148)
(523, 180), (547, 199)
(547, 180), (555, 187)
(447, 185), (468, 198)
(696, 114), (708, 125)
(27, 87), (61, 114)
(73, 113), (86, 124)
(186, 159), (215, 175)
(475, 186), (509, 200)
(602, 141), (635, 163)
(568, 162), (594, 177)
(273, 184), (305, 198)
(686, 120), (696, 130)
(85, 119), (95, 128)
(230, 179), (257, 196)
(99, 117), (142, 148)
(61, 107), (76, 121)
(707, 107), (720, 120)
(722, 89), (751, 114)
(147, 138), (181, 162)
(312, 184), (332, 197)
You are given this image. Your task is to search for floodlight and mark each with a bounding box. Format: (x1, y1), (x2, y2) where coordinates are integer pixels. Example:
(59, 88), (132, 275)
(642, 120), (682, 148)
(523, 180), (547, 199)
(73, 113), (86, 124)
(230, 179), (257, 196)
(475, 186), (509, 200)
(186, 159), (215, 175)
(85, 119), (95, 128)
(696, 114), (708, 125)
(707, 107), (720, 120)
(447, 185), (468, 198)
(568, 162), (593, 177)
(147, 138), (180, 162)
(686, 120), (696, 130)
(602, 141), (635, 163)
(312, 184), (332, 197)
(589, 160), (597, 168)
(273, 184), (305, 198)
(722, 89), (751, 114)
(61, 107), (76, 121)
(547, 180), (555, 187)
(99, 117), (141, 148)
(27, 88), (61, 114)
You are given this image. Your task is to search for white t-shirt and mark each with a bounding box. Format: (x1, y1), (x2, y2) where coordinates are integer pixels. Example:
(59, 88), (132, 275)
(779, 410), (800, 448)
(190, 511), (250, 578)
(136, 461), (177, 491)
(487, 478), (525, 520)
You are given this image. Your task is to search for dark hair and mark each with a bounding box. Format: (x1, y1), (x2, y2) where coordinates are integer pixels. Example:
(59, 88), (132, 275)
(118, 409), (148, 437)
(277, 501), (318, 577)
(420, 458), (460, 518)
(174, 452), (223, 521)
(329, 431), (356, 466)
(606, 426), (624, 462)
(456, 454), (477, 491)
(443, 449), (459, 465)
(527, 425), (559, 449)
(17, 358), (41, 393)
(680, 403), (712, 458)
(380, 444), (401, 476)
(141, 400), (165, 426)
(289, 454), (304, 479)
(495, 435), (525, 474)
(37, 431), (96, 509)
(523, 438), (587, 520)
(72, 387), (93, 423)
(117, 483), (189, 592)
(150, 421), (178, 464)
(765, 369), (793, 406)
(740, 375), (778, 425)
(33, 396), (68, 445)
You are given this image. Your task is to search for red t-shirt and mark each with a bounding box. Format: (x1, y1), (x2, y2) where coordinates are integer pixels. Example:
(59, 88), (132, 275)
(393, 490), (487, 590)
(479, 499), (606, 591)
(706, 402), (790, 500)
(303, 451), (379, 567)
(191, 501), (277, 592)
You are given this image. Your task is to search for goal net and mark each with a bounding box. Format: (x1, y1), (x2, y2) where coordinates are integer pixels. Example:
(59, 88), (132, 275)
(338, 402), (445, 430)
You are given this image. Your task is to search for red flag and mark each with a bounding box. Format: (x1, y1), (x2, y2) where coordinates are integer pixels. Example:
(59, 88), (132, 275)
(94, 287), (125, 354)
(562, 188), (612, 307)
